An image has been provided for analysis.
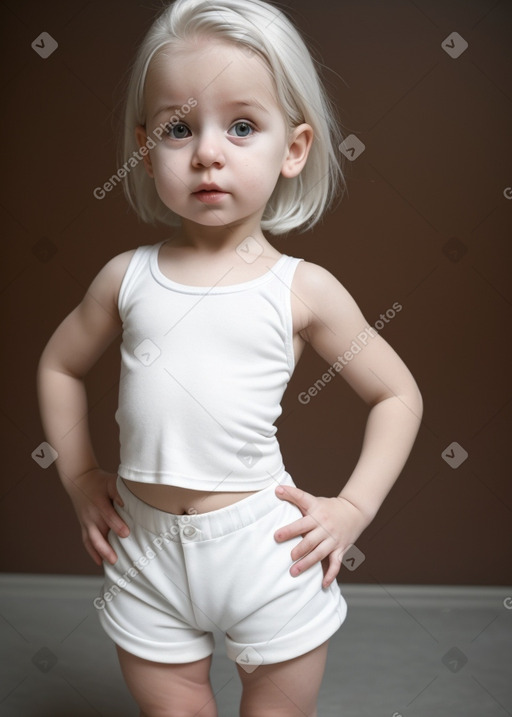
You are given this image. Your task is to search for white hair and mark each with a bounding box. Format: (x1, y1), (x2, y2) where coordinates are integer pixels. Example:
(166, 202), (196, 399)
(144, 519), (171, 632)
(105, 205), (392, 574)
(120, 0), (345, 235)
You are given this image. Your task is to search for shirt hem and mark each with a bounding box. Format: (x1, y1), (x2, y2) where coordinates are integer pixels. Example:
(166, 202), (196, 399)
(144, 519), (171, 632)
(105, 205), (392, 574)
(117, 465), (286, 492)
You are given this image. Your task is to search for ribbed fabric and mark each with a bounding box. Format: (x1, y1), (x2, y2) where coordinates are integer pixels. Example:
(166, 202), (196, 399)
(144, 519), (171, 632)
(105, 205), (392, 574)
(115, 241), (304, 491)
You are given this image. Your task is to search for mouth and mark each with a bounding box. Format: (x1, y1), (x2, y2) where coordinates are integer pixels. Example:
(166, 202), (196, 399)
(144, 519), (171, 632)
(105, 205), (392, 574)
(193, 184), (226, 193)
(192, 185), (229, 203)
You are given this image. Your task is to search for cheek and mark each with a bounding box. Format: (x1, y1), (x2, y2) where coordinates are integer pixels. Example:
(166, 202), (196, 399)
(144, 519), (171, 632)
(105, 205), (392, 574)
(150, 146), (171, 169)
(149, 156), (179, 203)
(150, 149), (186, 183)
(249, 154), (286, 193)
(238, 169), (268, 195)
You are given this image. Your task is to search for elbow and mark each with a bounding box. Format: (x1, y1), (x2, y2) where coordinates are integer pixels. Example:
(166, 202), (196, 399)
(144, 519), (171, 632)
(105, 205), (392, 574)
(36, 345), (56, 397)
(37, 343), (57, 380)
(37, 343), (82, 384)
(412, 381), (424, 421)
(37, 345), (50, 383)
(373, 381), (423, 422)
(399, 380), (423, 423)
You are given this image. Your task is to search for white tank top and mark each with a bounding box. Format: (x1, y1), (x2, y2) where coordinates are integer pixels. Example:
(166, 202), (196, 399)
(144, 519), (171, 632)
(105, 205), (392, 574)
(115, 241), (304, 491)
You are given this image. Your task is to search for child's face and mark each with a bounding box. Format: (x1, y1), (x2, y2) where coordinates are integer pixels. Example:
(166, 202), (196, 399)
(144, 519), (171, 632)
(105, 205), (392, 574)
(136, 37), (311, 232)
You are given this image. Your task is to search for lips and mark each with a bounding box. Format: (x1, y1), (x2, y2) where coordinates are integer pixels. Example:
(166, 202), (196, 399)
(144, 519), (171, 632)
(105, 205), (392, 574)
(193, 183), (226, 194)
(192, 184), (229, 204)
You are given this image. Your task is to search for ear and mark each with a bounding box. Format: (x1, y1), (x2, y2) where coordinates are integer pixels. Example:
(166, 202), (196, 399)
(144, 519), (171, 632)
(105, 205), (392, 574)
(135, 125), (154, 178)
(281, 123), (314, 179)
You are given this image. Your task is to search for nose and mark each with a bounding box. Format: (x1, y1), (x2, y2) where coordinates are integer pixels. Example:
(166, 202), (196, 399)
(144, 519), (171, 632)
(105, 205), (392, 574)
(191, 129), (225, 168)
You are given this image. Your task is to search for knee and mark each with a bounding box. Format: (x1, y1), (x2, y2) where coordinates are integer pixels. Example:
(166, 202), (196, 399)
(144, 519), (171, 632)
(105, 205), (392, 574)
(117, 646), (217, 717)
(240, 685), (317, 717)
(139, 689), (218, 717)
(240, 707), (317, 717)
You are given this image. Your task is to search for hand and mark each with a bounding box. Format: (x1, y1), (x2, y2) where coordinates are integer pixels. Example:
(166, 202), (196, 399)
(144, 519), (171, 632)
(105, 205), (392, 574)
(274, 485), (370, 588)
(65, 469), (130, 566)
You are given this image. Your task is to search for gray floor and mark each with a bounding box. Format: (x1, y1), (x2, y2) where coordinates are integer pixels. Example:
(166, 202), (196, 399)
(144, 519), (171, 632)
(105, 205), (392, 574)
(0, 575), (510, 716)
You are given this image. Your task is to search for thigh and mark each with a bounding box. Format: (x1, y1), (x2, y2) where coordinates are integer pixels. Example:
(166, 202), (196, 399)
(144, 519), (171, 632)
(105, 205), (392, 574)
(116, 645), (218, 717)
(97, 488), (216, 664)
(236, 640), (329, 717)
(222, 497), (346, 666)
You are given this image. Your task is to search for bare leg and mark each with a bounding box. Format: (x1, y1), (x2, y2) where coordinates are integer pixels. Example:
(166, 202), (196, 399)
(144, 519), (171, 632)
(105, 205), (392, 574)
(236, 640), (329, 717)
(115, 644), (218, 717)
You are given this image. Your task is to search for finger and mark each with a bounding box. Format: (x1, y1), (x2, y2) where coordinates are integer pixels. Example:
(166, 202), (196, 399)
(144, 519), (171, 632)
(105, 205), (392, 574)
(88, 524), (119, 566)
(105, 506), (130, 538)
(83, 539), (102, 567)
(290, 544), (327, 578)
(274, 515), (313, 542)
(91, 497), (129, 538)
(107, 475), (125, 508)
(112, 515), (130, 538)
(290, 531), (322, 561)
(321, 551), (343, 588)
(275, 485), (314, 511)
(107, 475), (124, 508)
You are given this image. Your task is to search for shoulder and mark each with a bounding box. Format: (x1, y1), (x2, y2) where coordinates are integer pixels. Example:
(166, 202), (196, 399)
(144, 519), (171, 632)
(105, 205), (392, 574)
(84, 248), (138, 315)
(95, 249), (137, 283)
(293, 258), (354, 306)
(293, 259), (338, 286)
(292, 259), (364, 335)
(89, 249), (137, 291)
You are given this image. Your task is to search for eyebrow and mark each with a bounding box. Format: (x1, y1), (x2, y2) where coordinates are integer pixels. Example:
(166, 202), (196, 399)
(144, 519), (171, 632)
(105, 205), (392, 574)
(226, 99), (270, 114)
(151, 98), (270, 121)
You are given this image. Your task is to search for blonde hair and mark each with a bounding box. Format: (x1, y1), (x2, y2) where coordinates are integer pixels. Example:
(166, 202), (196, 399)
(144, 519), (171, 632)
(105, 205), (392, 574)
(120, 0), (345, 235)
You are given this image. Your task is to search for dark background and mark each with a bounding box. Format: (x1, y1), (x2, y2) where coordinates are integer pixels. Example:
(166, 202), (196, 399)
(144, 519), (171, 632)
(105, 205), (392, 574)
(1, 0), (511, 584)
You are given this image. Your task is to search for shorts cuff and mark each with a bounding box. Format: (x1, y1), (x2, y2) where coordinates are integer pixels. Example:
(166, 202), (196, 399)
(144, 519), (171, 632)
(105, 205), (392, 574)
(226, 588), (347, 666)
(97, 606), (215, 664)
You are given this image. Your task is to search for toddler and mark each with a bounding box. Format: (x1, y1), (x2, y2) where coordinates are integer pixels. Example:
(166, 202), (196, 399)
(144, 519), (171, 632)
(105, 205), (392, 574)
(37, 1), (423, 715)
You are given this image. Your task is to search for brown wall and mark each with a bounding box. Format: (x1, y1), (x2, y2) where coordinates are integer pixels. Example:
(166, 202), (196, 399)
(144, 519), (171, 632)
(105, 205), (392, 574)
(1, 1), (511, 584)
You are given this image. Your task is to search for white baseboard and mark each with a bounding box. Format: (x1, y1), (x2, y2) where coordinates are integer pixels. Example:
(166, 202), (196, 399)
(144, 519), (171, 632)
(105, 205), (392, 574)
(1, 573), (510, 609)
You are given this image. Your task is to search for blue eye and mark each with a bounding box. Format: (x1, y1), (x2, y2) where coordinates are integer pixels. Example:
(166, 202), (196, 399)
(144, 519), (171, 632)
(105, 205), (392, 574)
(228, 121), (254, 137)
(165, 122), (191, 139)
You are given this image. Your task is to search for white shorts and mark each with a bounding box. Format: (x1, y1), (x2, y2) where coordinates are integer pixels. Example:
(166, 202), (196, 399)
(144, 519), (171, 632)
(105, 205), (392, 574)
(96, 473), (347, 666)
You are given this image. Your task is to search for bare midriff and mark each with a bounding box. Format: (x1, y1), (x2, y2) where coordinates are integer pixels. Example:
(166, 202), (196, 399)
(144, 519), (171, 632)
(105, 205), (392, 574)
(122, 479), (260, 515)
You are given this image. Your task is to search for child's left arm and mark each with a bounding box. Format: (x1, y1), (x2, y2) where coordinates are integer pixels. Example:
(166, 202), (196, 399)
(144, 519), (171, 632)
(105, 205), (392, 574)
(274, 262), (423, 588)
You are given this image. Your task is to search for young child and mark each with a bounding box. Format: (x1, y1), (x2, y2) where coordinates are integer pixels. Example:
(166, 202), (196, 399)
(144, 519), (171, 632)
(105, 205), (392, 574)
(37, 0), (423, 715)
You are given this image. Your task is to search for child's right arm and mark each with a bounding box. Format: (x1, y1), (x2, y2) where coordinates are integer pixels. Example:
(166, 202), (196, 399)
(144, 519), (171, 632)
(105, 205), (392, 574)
(37, 251), (135, 566)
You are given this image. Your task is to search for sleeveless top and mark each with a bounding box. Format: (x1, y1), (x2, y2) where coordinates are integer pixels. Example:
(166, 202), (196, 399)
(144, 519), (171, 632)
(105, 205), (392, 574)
(115, 241), (304, 491)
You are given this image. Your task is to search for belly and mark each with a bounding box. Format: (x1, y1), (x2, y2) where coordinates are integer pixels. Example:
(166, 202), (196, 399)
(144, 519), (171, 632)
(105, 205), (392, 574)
(121, 478), (259, 515)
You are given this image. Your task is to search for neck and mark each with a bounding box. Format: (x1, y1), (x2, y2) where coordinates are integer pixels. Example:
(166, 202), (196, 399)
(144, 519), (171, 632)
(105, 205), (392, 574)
(173, 216), (267, 255)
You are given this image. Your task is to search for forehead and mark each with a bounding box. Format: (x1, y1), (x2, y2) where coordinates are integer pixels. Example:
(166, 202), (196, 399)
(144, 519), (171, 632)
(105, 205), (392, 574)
(144, 37), (280, 113)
